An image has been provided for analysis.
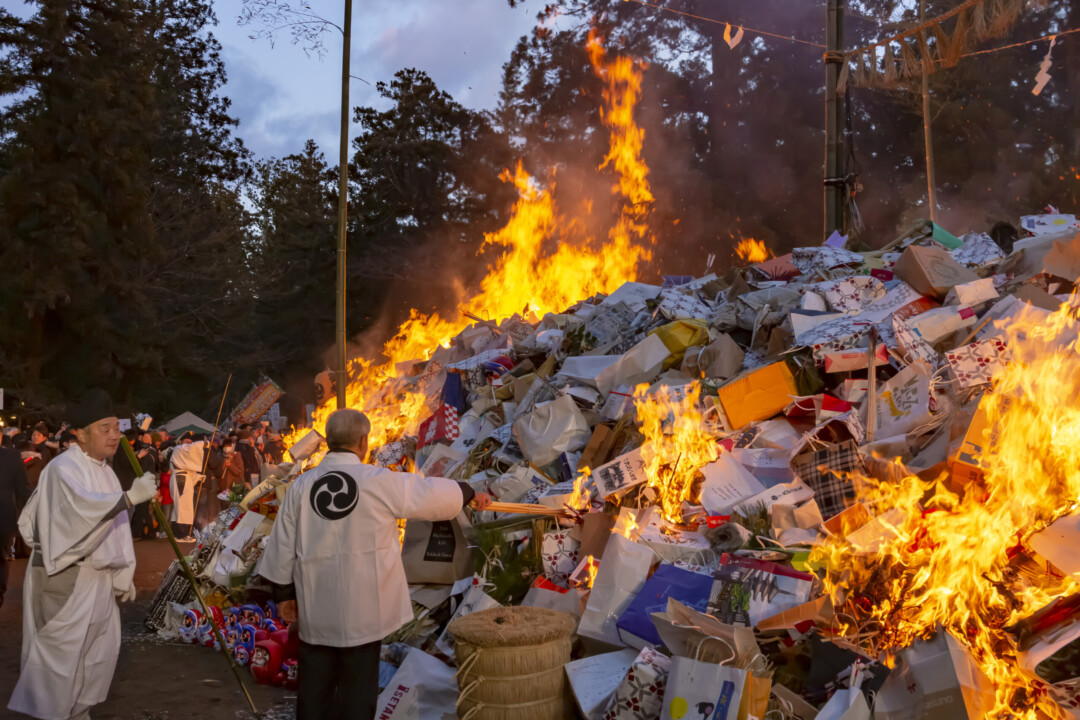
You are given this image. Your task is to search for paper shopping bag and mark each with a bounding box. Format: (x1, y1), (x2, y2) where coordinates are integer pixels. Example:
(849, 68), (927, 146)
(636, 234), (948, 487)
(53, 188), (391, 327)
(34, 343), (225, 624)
(815, 688), (870, 720)
(708, 554), (814, 627)
(616, 564), (713, 649)
(401, 514), (472, 585)
(790, 440), (867, 520)
(374, 647), (458, 720)
(873, 630), (996, 720)
(661, 638), (748, 720)
(578, 533), (656, 647)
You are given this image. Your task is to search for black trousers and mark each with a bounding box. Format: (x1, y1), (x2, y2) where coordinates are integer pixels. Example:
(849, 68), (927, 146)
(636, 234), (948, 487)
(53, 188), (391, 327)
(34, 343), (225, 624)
(298, 639), (381, 720)
(130, 502), (155, 539)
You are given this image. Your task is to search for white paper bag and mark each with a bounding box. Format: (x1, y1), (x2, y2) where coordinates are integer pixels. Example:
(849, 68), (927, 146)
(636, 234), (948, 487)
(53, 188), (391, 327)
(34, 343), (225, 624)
(578, 533), (655, 647)
(873, 631), (996, 720)
(700, 454), (767, 515)
(374, 648), (458, 720)
(661, 638), (747, 720)
(871, 361), (933, 438)
(513, 394), (591, 466)
(816, 688), (870, 720)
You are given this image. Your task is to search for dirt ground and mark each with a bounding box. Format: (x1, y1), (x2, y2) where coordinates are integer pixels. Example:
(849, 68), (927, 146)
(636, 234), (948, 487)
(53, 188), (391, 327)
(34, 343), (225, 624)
(0, 540), (296, 720)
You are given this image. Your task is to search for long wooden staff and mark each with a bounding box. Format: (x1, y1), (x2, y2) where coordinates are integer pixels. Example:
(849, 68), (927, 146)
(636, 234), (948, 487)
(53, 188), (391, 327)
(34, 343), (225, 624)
(192, 373), (233, 525)
(121, 437), (260, 717)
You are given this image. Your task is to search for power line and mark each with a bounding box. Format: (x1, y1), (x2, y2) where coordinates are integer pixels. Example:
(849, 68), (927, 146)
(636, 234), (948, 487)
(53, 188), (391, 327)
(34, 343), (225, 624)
(622, 0), (826, 49)
(961, 27), (1077, 57)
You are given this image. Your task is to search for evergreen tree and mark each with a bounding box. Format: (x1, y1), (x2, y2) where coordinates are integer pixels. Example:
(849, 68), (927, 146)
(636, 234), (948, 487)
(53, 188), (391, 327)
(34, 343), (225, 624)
(0, 0), (255, 415)
(250, 139), (337, 383)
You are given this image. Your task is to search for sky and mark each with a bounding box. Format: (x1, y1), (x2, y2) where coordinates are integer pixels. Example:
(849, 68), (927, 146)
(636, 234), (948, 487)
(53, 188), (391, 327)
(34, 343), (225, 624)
(213, 0), (541, 158)
(0, 0), (541, 159)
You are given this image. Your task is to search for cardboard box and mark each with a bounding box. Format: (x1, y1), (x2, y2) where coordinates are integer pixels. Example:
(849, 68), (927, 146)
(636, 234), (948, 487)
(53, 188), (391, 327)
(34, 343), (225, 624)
(716, 361), (798, 429)
(947, 393), (1012, 492)
(894, 244), (979, 300)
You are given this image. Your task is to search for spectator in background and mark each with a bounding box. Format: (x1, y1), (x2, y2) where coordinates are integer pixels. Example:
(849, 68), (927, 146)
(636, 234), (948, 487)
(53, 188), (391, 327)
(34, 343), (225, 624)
(1, 440), (30, 566)
(112, 429), (142, 492)
(220, 438), (248, 493)
(19, 432), (46, 492)
(31, 423), (57, 464)
(129, 433), (159, 540)
(264, 432), (286, 464)
(235, 428), (262, 487)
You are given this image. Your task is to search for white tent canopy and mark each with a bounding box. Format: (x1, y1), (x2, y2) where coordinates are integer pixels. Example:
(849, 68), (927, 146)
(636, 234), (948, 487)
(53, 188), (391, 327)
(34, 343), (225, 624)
(162, 411), (216, 436)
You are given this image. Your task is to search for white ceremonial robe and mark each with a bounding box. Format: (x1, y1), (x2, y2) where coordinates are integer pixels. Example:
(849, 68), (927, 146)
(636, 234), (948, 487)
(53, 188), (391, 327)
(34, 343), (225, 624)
(9, 446), (135, 720)
(259, 451), (464, 647)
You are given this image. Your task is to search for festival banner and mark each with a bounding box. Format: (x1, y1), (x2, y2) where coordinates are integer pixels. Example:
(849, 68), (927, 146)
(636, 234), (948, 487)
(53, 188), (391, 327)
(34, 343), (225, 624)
(231, 378), (284, 425)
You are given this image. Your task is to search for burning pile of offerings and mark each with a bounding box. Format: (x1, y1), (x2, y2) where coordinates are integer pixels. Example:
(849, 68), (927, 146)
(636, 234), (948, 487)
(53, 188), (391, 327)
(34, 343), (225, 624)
(146, 30), (1080, 720)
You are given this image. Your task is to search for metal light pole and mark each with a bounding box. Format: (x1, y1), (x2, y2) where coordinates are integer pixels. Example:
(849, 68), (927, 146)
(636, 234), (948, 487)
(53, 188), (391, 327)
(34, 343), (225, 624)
(335, 0), (353, 410)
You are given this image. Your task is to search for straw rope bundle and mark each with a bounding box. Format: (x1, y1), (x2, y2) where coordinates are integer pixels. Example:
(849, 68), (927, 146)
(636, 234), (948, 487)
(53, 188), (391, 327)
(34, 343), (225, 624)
(450, 606), (576, 720)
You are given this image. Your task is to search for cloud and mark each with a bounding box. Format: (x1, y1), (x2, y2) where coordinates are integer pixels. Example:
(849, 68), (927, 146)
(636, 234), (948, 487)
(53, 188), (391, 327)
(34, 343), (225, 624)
(211, 0), (537, 159)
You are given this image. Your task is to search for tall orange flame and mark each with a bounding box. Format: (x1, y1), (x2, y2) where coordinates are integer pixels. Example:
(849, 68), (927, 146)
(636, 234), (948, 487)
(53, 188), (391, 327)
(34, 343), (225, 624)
(813, 299), (1080, 718)
(287, 35), (654, 457)
(634, 382), (718, 524)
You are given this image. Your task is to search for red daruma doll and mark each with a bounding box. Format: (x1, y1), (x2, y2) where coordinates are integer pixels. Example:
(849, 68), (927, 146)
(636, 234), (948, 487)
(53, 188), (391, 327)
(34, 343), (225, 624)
(250, 639), (283, 685)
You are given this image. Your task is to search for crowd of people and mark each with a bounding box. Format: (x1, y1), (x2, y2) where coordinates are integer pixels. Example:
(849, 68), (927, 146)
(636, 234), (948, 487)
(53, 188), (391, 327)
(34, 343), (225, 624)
(0, 413), (289, 575)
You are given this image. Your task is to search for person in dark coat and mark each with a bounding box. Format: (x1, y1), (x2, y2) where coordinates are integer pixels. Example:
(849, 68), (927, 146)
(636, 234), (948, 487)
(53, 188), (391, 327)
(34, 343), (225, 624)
(235, 428), (262, 485)
(128, 435), (159, 540)
(111, 430), (142, 492)
(0, 443), (30, 598)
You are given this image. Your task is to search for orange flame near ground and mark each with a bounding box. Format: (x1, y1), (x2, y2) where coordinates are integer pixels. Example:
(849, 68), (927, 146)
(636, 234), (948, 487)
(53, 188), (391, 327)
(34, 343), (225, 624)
(812, 299), (1080, 719)
(734, 237), (771, 263)
(286, 36), (654, 456)
(634, 382), (718, 524)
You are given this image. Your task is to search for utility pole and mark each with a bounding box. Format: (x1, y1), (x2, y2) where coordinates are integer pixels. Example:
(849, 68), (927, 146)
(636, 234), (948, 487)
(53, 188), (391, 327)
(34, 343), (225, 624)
(919, 0), (937, 222)
(335, 0), (353, 410)
(823, 0), (846, 240)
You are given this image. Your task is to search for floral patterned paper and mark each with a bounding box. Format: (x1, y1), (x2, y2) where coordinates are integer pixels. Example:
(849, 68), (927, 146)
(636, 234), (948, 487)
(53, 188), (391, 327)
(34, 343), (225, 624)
(603, 646), (671, 720)
(892, 315), (940, 367)
(791, 247), (865, 275)
(795, 315), (873, 362)
(952, 232), (1005, 267)
(541, 529), (581, 588)
(945, 337), (1010, 388)
(802, 276), (887, 313)
(658, 288), (713, 321)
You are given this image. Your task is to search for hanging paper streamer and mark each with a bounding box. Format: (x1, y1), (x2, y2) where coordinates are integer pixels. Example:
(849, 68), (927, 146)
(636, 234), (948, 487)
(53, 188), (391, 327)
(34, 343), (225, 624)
(724, 23), (744, 49)
(1032, 35), (1056, 96)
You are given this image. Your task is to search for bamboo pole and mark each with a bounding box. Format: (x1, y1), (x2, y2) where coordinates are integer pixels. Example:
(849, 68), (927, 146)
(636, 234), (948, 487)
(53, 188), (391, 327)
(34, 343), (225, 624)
(335, 0), (354, 411)
(192, 373), (233, 523)
(920, 0), (937, 221)
(120, 438), (260, 717)
(823, 0), (846, 240)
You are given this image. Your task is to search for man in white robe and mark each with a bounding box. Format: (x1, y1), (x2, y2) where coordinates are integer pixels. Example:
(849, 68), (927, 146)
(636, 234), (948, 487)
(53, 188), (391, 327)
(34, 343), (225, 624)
(8, 389), (159, 720)
(259, 408), (492, 720)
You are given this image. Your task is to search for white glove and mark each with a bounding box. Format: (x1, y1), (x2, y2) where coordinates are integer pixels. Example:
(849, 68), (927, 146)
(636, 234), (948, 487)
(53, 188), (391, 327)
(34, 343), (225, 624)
(118, 583), (136, 603)
(127, 472), (157, 505)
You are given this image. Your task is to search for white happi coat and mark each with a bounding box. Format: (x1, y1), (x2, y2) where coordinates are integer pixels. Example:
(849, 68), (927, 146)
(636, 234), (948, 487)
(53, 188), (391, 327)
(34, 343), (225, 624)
(9, 446), (135, 720)
(259, 451), (464, 647)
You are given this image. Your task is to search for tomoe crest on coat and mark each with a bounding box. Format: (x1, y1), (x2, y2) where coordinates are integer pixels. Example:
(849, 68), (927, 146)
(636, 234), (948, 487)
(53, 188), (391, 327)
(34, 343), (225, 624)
(309, 470), (359, 520)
